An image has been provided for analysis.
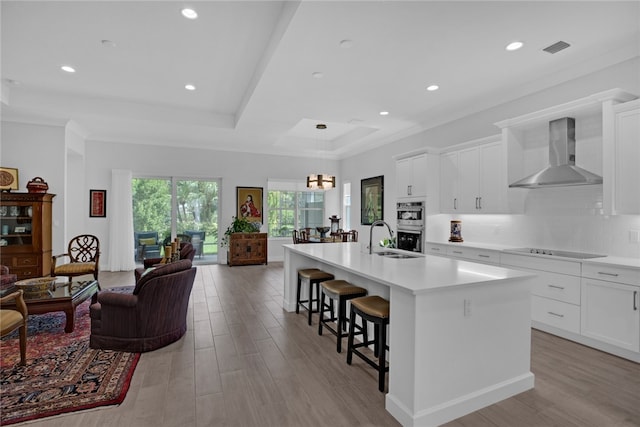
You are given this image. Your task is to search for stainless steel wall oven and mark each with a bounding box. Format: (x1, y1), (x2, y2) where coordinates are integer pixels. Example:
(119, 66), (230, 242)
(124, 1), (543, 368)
(396, 202), (424, 252)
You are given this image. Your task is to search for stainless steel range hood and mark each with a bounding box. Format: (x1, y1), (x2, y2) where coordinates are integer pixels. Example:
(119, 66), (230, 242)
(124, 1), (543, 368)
(509, 117), (603, 188)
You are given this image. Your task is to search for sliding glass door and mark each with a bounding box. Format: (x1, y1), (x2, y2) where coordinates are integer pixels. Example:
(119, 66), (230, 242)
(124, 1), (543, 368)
(133, 177), (219, 264)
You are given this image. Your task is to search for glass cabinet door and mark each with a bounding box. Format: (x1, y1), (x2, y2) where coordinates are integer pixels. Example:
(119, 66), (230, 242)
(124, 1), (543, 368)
(0, 203), (33, 247)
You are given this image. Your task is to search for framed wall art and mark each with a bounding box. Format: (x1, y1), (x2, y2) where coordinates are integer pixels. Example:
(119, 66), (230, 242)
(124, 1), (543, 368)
(0, 167), (19, 191)
(236, 186), (263, 224)
(89, 189), (107, 218)
(361, 175), (384, 225)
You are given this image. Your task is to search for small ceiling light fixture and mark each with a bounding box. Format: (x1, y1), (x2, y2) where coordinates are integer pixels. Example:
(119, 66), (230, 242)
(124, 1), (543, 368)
(339, 39), (353, 48)
(181, 8), (198, 19)
(61, 65), (76, 73)
(379, 111), (389, 116)
(185, 84), (196, 91)
(505, 41), (524, 51)
(426, 84), (439, 91)
(307, 124), (335, 190)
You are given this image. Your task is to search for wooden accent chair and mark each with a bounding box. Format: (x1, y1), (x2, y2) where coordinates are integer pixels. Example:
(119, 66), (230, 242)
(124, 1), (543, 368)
(52, 234), (100, 283)
(0, 290), (28, 365)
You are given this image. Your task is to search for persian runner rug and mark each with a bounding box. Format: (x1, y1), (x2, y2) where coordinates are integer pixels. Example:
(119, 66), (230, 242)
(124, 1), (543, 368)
(0, 287), (139, 425)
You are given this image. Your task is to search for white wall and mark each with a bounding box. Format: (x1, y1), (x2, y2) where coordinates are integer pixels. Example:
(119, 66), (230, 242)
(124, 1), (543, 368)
(1, 121), (67, 254)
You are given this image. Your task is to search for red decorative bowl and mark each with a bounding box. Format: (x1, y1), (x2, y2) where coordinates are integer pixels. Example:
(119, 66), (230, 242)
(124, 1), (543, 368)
(27, 177), (49, 193)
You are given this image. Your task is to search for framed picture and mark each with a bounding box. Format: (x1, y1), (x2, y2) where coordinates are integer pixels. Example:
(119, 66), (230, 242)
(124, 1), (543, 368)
(361, 175), (384, 225)
(89, 189), (107, 218)
(0, 167), (19, 191)
(236, 187), (263, 224)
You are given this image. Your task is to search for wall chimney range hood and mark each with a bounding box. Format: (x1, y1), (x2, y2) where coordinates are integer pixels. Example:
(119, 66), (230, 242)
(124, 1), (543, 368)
(509, 117), (603, 189)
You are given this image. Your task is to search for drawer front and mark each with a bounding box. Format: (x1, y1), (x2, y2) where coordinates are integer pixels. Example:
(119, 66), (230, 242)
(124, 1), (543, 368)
(582, 263), (640, 286)
(12, 266), (42, 279)
(531, 270), (581, 305)
(501, 253), (581, 276)
(532, 295), (581, 334)
(426, 244), (447, 256)
(447, 247), (500, 265)
(13, 255), (39, 267)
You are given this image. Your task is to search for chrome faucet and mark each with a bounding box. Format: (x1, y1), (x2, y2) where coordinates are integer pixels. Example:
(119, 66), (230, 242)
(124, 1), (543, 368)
(369, 220), (394, 254)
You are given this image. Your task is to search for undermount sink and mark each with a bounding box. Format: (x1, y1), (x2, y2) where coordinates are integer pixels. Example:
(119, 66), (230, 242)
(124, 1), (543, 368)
(375, 251), (421, 259)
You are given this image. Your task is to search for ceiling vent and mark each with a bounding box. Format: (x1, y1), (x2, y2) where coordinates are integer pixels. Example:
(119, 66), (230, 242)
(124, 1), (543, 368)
(543, 41), (571, 54)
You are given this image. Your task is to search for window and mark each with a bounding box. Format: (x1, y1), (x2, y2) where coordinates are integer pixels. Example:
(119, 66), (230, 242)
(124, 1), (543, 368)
(342, 182), (351, 230)
(267, 190), (324, 237)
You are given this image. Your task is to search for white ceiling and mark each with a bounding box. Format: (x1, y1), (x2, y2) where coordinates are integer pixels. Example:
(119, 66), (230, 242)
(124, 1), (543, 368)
(2, 1), (639, 159)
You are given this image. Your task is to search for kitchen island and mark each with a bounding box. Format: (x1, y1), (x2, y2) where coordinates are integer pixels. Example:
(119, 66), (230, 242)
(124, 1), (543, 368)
(283, 242), (536, 427)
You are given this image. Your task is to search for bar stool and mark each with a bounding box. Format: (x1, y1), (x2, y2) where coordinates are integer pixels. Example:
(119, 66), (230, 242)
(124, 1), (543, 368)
(346, 295), (390, 392)
(318, 280), (368, 353)
(296, 268), (335, 325)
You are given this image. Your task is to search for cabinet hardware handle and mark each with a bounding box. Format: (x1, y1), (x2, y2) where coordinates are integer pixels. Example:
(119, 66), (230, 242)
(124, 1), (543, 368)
(478, 197), (482, 209)
(475, 197), (479, 209)
(453, 198), (457, 210)
(431, 247), (440, 251)
(634, 291), (638, 311)
(548, 284), (565, 290)
(597, 271), (619, 277)
(547, 311), (564, 318)
(408, 185), (412, 195)
(478, 254), (490, 258)
(452, 250), (462, 254)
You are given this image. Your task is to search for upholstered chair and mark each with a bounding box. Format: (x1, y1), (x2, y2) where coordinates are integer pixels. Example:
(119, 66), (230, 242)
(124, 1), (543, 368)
(0, 290), (28, 365)
(89, 259), (196, 352)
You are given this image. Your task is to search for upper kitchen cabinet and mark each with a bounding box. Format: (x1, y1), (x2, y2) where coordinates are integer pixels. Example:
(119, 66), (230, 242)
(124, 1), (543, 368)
(439, 135), (508, 214)
(395, 152), (439, 212)
(604, 98), (640, 214)
(495, 89), (637, 214)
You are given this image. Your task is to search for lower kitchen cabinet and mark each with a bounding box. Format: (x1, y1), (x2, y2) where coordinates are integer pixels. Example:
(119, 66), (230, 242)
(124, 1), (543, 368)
(581, 277), (640, 352)
(227, 233), (267, 266)
(532, 295), (581, 334)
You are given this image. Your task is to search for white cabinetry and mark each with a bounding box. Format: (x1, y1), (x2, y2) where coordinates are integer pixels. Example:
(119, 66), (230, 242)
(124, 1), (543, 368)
(607, 99), (640, 214)
(395, 153), (439, 211)
(446, 246), (501, 265)
(439, 136), (506, 213)
(396, 153), (428, 198)
(501, 253), (582, 334)
(581, 263), (640, 352)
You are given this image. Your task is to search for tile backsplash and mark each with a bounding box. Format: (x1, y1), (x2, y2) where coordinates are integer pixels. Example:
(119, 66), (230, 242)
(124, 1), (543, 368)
(426, 186), (640, 259)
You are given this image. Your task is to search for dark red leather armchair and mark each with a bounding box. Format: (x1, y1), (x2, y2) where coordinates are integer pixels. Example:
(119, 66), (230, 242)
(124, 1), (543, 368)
(89, 259), (196, 352)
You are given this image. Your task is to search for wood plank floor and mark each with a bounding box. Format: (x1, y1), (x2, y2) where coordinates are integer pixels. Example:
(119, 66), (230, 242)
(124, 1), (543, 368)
(15, 262), (640, 426)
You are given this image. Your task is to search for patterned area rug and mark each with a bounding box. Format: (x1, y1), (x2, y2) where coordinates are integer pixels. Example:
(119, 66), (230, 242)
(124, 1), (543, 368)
(0, 286), (139, 425)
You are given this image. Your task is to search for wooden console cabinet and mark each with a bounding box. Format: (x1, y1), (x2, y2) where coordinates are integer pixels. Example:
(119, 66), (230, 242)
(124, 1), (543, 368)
(0, 192), (55, 279)
(227, 232), (267, 266)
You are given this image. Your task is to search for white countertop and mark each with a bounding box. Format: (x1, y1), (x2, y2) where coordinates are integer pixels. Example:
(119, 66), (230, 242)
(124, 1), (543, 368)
(426, 240), (640, 269)
(284, 243), (533, 295)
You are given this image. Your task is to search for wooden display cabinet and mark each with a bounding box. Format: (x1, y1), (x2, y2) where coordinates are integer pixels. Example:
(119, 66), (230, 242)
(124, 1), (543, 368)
(0, 192), (55, 279)
(227, 232), (267, 266)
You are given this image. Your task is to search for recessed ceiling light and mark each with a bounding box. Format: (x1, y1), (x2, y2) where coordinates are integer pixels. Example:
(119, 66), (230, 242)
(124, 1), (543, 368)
(426, 85), (439, 91)
(181, 8), (198, 19)
(339, 39), (353, 48)
(312, 72), (324, 79)
(379, 111), (389, 116)
(61, 65), (76, 73)
(185, 84), (196, 91)
(506, 41), (524, 51)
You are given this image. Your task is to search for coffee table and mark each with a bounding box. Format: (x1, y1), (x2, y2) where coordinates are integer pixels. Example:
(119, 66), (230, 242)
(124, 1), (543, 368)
(3, 279), (99, 333)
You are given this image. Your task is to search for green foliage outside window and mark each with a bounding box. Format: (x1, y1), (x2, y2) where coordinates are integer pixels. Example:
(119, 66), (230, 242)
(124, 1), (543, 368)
(267, 190), (324, 237)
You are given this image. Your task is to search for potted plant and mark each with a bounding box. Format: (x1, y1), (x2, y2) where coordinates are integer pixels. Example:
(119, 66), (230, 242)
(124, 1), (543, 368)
(220, 216), (261, 247)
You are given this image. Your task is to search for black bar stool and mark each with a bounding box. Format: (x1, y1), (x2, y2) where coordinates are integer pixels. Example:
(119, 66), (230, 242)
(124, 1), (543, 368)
(296, 268), (335, 325)
(318, 280), (367, 353)
(346, 295), (390, 392)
